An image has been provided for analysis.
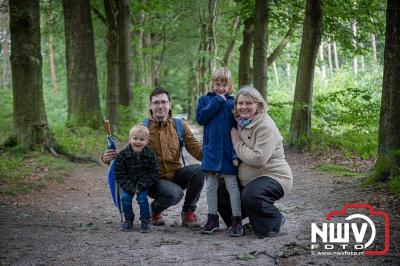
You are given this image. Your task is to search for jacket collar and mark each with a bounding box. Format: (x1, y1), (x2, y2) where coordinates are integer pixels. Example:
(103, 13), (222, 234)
(124, 144), (153, 158)
(242, 112), (266, 129)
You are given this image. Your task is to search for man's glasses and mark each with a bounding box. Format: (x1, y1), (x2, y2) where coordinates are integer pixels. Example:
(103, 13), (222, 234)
(151, 100), (169, 106)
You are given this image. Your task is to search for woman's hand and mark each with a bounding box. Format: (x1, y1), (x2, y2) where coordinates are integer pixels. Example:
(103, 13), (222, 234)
(231, 128), (240, 145)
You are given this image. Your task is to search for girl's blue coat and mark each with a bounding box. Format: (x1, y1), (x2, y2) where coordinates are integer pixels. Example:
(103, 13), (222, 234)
(196, 92), (237, 175)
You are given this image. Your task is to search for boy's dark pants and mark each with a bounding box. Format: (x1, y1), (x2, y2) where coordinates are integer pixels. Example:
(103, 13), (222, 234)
(218, 176), (284, 237)
(149, 164), (205, 213)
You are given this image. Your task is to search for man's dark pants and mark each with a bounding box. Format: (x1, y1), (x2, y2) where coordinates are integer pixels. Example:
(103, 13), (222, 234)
(149, 164), (205, 213)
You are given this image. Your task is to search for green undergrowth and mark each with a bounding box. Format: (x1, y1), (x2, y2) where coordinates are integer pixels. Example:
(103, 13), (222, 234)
(53, 126), (105, 156)
(388, 176), (400, 196)
(0, 151), (74, 196)
(315, 163), (366, 178)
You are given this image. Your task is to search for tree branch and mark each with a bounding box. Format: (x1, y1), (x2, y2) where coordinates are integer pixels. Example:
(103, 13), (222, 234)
(91, 6), (107, 25)
(267, 25), (295, 67)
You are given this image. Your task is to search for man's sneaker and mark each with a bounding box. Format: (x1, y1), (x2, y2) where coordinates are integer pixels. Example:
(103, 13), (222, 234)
(140, 219), (151, 233)
(151, 212), (166, 226)
(267, 214), (285, 237)
(181, 211), (202, 228)
(200, 214), (219, 234)
(122, 219), (133, 231)
(229, 216), (243, 237)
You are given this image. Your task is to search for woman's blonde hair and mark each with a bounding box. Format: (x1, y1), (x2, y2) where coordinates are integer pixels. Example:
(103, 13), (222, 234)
(234, 86), (268, 114)
(210, 67), (234, 94)
(129, 124), (150, 140)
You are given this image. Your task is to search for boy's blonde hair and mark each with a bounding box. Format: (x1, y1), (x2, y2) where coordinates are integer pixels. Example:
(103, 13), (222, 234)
(210, 67), (234, 94)
(129, 124), (150, 140)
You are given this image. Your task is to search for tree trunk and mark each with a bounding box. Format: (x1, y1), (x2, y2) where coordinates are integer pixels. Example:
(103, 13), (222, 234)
(116, 0), (132, 107)
(352, 21), (358, 76)
(288, 0), (323, 146)
(9, 0), (54, 149)
(327, 42), (333, 77)
(286, 62), (291, 86)
(1, 1), (10, 89)
(238, 17), (254, 87)
(143, 30), (153, 88)
(207, 0), (217, 77)
(105, 0), (119, 132)
(375, 0), (400, 181)
(63, 0), (102, 129)
(272, 61), (279, 88)
(252, 0), (268, 99)
(223, 16), (240, 66)
(371, 33), (377, 63)
(48, 33), (58, 95)
(333, 41), (339, 69)
(133, 5), (145, 89)
(46, 0), (58, 95)
(197, 14), (208, 96)
(319, 42), (326, 80)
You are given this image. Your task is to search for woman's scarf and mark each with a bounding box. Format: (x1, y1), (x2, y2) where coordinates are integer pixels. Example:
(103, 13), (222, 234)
(237, 116), (255, 127)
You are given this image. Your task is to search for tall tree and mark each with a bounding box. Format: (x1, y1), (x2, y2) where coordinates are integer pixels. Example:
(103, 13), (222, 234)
(374, 0), (400, 181)
(288, 0), (323, 146)
(105, 0), (119, 132)
(252, 0), (268, 99)
(63, 0), (102, 129)
(9, 0), (54, 149)
(116, 0), (132, 107)
(238, 17), (254, 87)
(47, 0), (58, 95)
(1, 0), (10, 89)
(319, 42), (326, 80)
(132, 4), (145, 89)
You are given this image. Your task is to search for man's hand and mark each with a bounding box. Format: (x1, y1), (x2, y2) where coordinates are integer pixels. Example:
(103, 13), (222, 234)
(102, 149), (117, 164)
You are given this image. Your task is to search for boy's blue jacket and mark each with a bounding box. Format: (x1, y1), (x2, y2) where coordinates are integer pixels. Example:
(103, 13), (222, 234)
(196, 92), (237, 175)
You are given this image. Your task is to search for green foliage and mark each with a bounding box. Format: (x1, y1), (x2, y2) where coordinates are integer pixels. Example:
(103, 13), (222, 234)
(313, 87), (380, 133)
(0, 151), (74, 196)
(388, 176), (400, 196)
(0, 88), (14, 144)
(53, 126), (104, 156)
(315, 163), (366, 177)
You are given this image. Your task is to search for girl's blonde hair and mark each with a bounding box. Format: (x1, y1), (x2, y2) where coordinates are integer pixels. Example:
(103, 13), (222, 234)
(210, 67), (234, 94)
(129, 124), (150, 140)
(234, 86), (268, 115)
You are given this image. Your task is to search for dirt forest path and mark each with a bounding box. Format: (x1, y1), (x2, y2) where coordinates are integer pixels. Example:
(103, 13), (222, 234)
(1, 124), (399, 266)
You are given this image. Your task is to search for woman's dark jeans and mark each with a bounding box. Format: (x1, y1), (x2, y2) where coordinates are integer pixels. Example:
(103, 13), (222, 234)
(218, 176), (284, 237)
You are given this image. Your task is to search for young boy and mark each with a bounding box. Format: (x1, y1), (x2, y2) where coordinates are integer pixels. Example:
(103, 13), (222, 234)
(115, 124), (160, 233)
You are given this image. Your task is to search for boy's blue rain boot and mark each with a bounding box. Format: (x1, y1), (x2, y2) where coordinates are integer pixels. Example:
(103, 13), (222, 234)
(122, 219), (133, 231)
(140, 219), (151, 233)
(200, 214), (219, 234)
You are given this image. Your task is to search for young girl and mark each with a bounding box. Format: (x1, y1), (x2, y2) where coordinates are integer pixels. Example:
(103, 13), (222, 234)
(196, 67), (242, 236)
